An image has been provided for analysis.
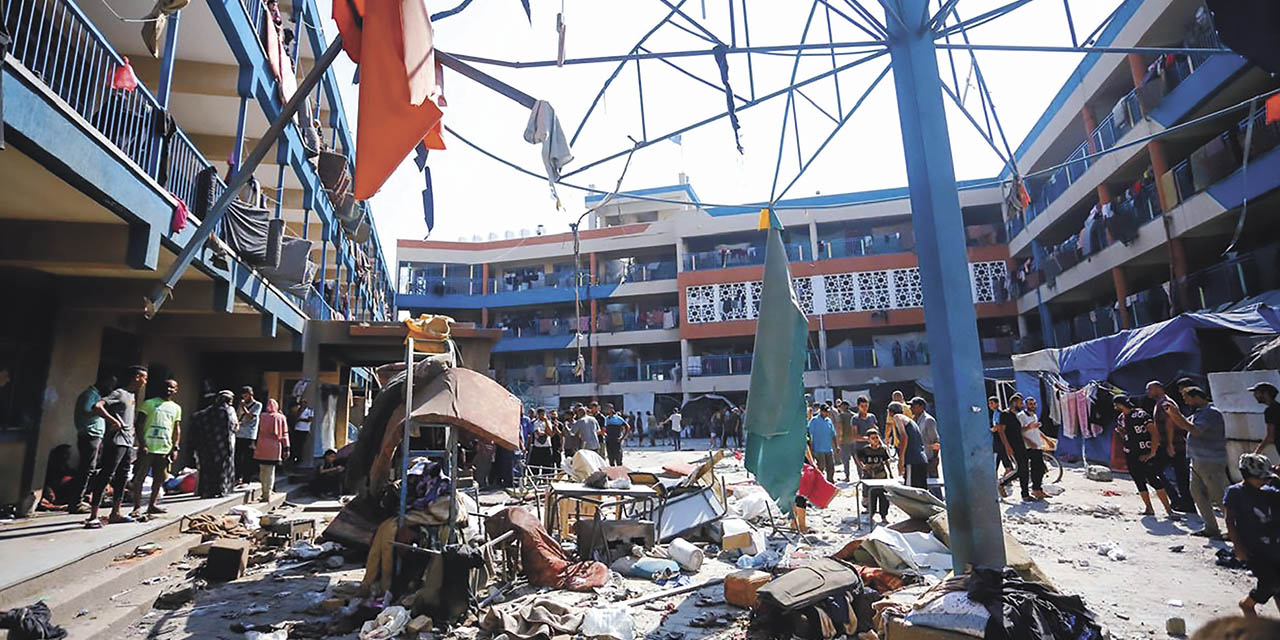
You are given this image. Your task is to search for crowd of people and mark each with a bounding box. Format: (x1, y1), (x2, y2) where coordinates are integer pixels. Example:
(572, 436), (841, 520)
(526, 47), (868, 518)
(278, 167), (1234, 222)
(40, 366), (340, 529)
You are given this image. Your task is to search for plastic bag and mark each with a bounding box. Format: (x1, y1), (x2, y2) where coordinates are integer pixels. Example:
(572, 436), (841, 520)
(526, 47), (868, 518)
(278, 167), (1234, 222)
(736, 491), (780, 521)
(581, 606), (635, 640)
(570, 449), (607, 482)
(735, 549), (782, 570)
(360, 605), (409, 639)
(245, 632), (288, 640)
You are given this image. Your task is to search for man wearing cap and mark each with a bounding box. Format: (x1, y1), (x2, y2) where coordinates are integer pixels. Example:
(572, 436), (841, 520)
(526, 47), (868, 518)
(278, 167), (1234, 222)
(1250, 382), (1280, 456)
(1164, 386), (1228, 539)
(1224, 453), (1280, 617)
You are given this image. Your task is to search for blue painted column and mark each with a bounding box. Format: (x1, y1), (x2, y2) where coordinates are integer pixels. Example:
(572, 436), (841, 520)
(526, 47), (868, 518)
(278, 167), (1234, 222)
(148, 10), (182, 176)
(1031, 240), (1055, 347)
(886, 0), (1005, 570)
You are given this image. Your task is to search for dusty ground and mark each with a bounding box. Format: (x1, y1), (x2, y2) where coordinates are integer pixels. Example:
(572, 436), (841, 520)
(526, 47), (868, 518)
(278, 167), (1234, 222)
(123, 439), (1262, 639)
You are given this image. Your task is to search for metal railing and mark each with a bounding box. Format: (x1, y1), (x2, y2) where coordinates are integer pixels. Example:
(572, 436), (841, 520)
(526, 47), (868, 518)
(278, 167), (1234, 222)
(683, 242), (811, 271)
(599, 259), (678, 284)
(825, 345), (878, 370)
(606, 360), (679, 383)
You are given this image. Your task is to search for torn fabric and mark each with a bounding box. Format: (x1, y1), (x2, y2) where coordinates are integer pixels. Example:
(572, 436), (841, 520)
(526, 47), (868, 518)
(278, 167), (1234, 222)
(523, 99), (574, 198)
(712, 44), (743, 154)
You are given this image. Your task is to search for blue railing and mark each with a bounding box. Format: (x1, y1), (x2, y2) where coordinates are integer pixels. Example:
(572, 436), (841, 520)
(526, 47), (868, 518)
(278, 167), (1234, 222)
(816, 233), (904, 259)
(403, 275), (484, 296)
(683, 243), (811, 271)
(825, 345), (878, 370)
(606, 360), (680, 383)
(600, 259), (678, 284)
(304, 286), (336, 320)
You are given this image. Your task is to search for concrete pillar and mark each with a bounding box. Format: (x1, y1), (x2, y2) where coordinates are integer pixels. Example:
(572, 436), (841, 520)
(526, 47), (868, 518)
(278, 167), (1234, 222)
(25, 311), (106, 502)
(808, 219), (820, 261)
(334, 365), (351, 450)
(1147, 138), (1191, 312)
(1081, 106), (1098, 154)
(1125, 53), (1146, 90)
(679, 338), (691, 401)
(481, 263), (490, 294)
(817, 323), (829, 370)
(1112, 267), (1132, 329)
(302, 322), (323, 464)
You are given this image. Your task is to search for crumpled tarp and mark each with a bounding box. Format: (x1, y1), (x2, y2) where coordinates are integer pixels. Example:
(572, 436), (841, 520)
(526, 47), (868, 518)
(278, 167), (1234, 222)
(963, 568), (1107, 640)
(485, 507), (608, 592)
(742, 223), (811, 512)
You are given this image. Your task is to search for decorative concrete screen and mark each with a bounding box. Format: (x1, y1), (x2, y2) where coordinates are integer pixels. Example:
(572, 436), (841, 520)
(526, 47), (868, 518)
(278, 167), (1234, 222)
(685, 261), (1008, 324)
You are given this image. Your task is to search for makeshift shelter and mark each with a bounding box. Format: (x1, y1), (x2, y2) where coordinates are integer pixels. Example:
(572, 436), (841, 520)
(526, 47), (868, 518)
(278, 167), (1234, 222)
(1013, 303), (1280, 463)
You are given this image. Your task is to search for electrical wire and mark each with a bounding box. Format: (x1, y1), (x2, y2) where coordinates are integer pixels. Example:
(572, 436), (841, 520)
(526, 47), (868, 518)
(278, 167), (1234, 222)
(99, 0), (162, 23)
(444, 85), (1280, 216)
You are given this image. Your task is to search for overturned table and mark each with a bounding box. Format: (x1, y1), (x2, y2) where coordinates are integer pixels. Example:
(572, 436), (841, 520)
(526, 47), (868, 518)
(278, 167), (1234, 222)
(544, 482), (661, 539)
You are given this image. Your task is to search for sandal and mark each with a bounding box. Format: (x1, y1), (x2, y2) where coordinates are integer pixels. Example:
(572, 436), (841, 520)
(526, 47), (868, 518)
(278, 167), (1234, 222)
(84, 519), (104, 529)
(108, 513), (135, 524)
(695, 595), (724, 607)
(148, 506), (168, 515)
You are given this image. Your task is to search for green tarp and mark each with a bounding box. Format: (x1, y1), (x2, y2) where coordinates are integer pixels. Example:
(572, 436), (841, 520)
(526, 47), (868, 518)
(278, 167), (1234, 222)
(743, 213), (810, 512)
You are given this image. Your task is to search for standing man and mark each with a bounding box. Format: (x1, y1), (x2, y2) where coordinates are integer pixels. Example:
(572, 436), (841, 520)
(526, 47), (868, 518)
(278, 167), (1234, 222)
(890, 401), (928, 490)
(1164, 386), (1229, 540)
(910, 398), (942, 497)
(1001, 395), (1030, 500)
(570, 407), (601, 456)
(807, 405), (837, 483)
(835, 401), (856, 482)
(236, 386), (262, 485)
(1224, 453), (1280, 618)
(291, 398), (313, 467)
(646, 411), (656, 447)
(1017, 396), (1048, 501)
(884, 390), (906, 450)
(602, 404), (629, 466)
(84, 366), (147, 528)
(725, 406), (743, 449)
(662, 407), (684, 451)
(846, 397), (878, 482)
(1150, 381), (1193, 512)
(67, 372), (116, 514)
(989, 396), (1017, 498)
(1249, 382), (1280, 455)
(130, 378), (182, 518)
(710, 410), (724, 450)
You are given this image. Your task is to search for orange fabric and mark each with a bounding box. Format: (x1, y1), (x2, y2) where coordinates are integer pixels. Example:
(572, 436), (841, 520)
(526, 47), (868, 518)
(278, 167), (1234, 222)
(1267, 94), (1280, 125)
(354, 0), (444, 199)
(400, 0), (435, 106)
(333, 0), (365, 63)
(424, 121), (446, 150)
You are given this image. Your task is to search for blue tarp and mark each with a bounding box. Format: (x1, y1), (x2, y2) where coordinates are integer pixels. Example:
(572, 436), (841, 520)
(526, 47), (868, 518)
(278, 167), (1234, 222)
(1056, 304), (1280, 391)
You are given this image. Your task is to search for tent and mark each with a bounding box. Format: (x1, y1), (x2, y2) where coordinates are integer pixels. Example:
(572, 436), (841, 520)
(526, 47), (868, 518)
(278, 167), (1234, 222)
(1013, 303), (1280, 462)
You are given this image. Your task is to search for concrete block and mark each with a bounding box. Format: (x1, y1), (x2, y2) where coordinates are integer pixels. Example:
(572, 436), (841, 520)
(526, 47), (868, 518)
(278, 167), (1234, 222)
(205, 539), (250, 581)
(407, 615), (433, 633)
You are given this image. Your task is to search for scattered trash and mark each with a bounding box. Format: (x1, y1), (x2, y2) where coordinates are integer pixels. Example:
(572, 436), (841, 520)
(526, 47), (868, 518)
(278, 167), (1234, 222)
(1168, 545), (1184, 553)
(140, 576), (170, 585)
(325, 555), (345, 569)
(286, 540), (336, 560)
(1085, 465), (1113, 482)
(1043, 483), (1066, 496)
(1095, 541), (1126, 561)
(581, 605), (635, 640)
(1167, 616), (1186, 636)
(244, 631), (288, 640)
(1167, 599), (1183, 607)
(228, 505), (264, 530)
(76, 609), (89, 618)
(154, 584), (200, 609)
(735, 549), (782, 570)
(606, 476), (633, 490)
(243, 604), (269, 615)
(359, 605), (409, 639)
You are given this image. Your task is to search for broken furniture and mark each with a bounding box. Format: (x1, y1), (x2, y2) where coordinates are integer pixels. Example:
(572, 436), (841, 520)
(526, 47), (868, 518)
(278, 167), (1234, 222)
(263, 518), (316, 547)
(543, 482), (660, 541)
(573, 518), (655, 563)
(852, 478), (944, 522)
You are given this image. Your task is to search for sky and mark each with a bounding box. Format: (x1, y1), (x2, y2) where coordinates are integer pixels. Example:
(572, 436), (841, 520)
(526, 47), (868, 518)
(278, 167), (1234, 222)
(316, 0), (1119, 262)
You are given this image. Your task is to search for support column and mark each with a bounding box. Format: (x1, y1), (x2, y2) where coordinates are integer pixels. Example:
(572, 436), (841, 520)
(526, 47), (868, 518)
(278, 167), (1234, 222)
(887, 0), (1004, 570)
(335, 365), (351, 450)
(1031, 240), (1055, 347)
(1081, 106), (1098, 154)
(302, 325), (323, 465)
(1112, 266), (1132, 329)
(1147, 138), (1191, 312)
(808, 219), (820, 260)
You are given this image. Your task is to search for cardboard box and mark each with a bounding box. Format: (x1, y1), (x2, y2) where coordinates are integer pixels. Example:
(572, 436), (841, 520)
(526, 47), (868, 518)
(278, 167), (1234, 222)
(721, 518), (766, 555)
(724, 569), (772, 609)
(885, 616), (975, 640)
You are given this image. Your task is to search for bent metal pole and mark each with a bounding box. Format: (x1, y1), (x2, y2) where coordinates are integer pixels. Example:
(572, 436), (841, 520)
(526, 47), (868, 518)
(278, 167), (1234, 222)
(143, 36), (345, 319)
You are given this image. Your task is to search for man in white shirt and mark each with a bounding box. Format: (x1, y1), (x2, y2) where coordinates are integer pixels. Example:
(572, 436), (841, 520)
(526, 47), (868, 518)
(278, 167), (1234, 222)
(1018, 398), (1049, 501)
(663, 409), (684, 451)
(290, 399), (313, 467)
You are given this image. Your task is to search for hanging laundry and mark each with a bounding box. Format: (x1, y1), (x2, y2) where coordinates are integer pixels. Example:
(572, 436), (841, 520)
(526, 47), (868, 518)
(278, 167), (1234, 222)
(421, 167), (435, 233)
(337, 0), (445, 199)
(556, 11), (566, 66)
(523, 100), (573, 201)
(170, 195), (189, 234)
(1268, 93), (1280, 125)
(111, 57), (139, 91)
(712, 44), (743, 154)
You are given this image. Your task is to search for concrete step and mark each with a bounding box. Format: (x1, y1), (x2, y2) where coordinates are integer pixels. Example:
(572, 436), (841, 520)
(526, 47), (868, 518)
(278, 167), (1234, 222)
(0, 484), (301, 639)
(0, 486), (263, 610)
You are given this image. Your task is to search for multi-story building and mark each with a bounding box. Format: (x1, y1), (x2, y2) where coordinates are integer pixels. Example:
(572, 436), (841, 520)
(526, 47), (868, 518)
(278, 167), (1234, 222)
(398, 0), (1280, 422)
(398, 179), (1021, 418)
(1002, 0), (1280, 348)
(0, 0), (393, 502)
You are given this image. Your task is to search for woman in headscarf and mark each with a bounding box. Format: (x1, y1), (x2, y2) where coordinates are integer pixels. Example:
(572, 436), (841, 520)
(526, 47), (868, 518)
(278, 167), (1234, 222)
(253, 398), (290, 503)
(190, 391), (238, 498)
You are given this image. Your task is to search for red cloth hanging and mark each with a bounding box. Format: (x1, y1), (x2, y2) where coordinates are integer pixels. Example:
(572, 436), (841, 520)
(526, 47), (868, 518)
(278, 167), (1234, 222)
(170, 196), (189, 234)
(1266, 94), (1280, 125)
(111, 57), (139, 91)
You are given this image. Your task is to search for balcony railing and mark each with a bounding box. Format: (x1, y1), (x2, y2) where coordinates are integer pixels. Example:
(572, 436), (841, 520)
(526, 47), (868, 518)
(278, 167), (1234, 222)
(402, 275), (484, 296)
(690, 351), (820, 377)
(825, 345), (877, 370)
(489, 271), (581, 293)
(599, 259), (678, 284)
(605, 360), (680, 383)
(1162, 106), (1280, 209)
(683, 243), (811, 271)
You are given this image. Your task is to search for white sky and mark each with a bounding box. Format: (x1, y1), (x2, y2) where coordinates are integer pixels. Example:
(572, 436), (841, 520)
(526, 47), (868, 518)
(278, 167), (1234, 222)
(317, 0), (1119, 262)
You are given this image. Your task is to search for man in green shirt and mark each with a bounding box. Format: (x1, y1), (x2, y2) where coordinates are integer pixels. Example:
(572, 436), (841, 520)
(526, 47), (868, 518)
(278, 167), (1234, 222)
(130, 378), (182, 518)
(66, 372), (118, 514)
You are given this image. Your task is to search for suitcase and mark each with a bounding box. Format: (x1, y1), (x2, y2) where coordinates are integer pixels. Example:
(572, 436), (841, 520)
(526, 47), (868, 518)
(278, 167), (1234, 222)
(756, 558), (862, 610)
(725, 569), (772, 609)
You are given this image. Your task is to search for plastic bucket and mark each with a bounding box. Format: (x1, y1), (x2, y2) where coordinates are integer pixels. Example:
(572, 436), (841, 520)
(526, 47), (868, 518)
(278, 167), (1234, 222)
(669, 537), (704, 572)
